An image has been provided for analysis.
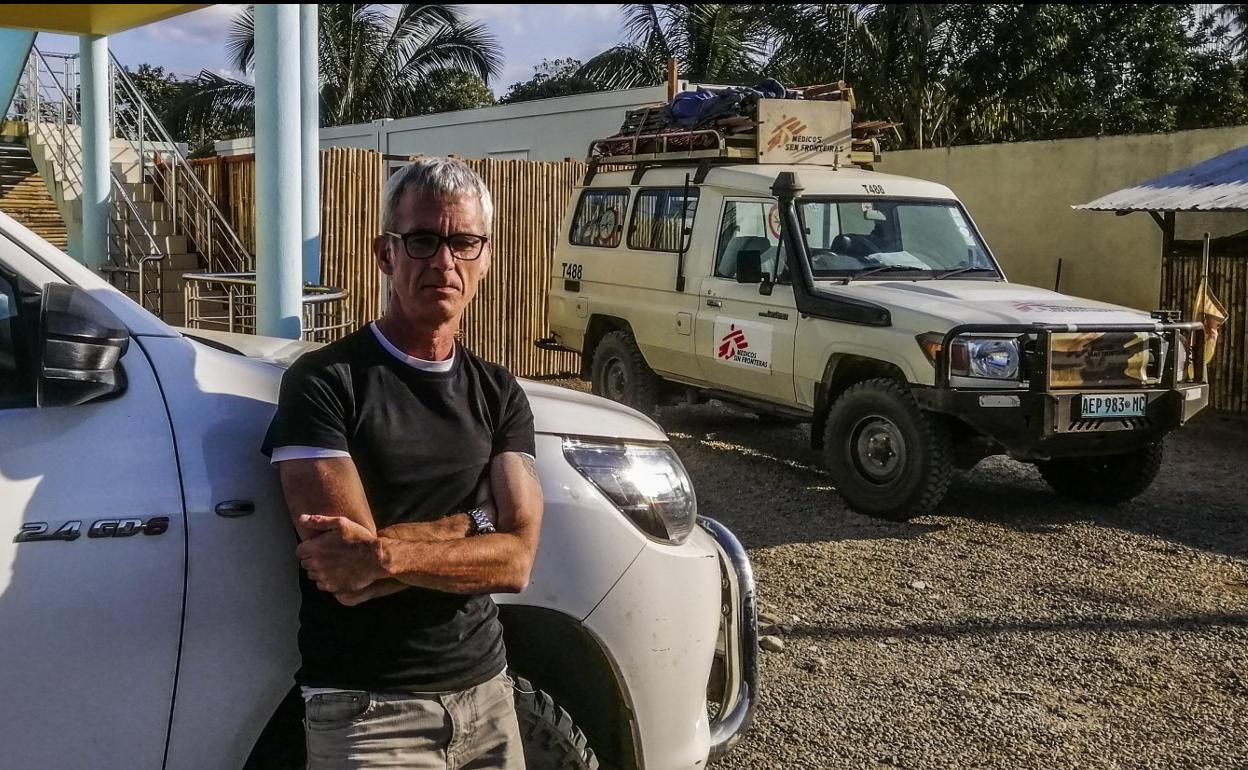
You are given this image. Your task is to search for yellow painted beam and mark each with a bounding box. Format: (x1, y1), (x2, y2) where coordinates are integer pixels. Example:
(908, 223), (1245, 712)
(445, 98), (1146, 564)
(0, 4), (207, 36)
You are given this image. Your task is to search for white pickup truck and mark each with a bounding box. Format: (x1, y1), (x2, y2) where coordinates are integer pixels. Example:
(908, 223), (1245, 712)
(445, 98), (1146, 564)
(0, 210), (757, 770)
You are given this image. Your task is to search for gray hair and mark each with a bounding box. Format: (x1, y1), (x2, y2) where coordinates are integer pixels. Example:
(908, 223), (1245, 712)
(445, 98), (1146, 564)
(381, 157), (494, 232)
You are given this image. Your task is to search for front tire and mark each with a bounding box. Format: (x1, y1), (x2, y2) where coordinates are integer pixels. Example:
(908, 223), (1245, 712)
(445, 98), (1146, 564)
(822, 378), (953, 520)
(513, 675), (599, 770)
(590, 330), (662, 414)
(1037, 441), (1164, 504)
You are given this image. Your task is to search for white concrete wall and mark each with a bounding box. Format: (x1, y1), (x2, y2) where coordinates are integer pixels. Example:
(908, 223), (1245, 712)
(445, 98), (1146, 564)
(215, 83), (683, 161)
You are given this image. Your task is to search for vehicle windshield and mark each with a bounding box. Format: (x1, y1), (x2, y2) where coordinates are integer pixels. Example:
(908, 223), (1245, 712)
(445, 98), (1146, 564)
(798, 199), (998, 280)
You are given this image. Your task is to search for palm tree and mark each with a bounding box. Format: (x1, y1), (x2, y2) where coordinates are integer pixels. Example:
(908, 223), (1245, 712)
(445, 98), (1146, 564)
(578, 4), (771, 89)
(1217, 4), (1248, 56)
(171, 4), (501, 138)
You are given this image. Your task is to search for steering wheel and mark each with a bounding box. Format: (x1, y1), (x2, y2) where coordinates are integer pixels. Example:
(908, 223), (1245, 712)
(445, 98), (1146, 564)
(809, 248), (876, 271)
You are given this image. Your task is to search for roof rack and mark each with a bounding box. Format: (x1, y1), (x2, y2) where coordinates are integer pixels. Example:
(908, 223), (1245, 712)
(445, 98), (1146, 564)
(585, 92), (890, 185)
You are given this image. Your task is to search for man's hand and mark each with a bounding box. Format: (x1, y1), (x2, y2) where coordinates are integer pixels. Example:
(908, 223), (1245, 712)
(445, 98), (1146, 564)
(332, 578), (410, 607)
(295, 514), (387, 594)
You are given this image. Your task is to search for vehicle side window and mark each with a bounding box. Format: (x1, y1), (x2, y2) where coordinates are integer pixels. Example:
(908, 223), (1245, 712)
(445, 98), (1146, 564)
(627, 188), (699, 252)
(569, 188), (629, 248)
(714, 200), (787, 282)
(0, 270), (36, 409)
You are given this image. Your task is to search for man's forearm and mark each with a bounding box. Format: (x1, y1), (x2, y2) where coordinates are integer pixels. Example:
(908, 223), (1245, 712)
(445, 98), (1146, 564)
(379, 513), (472, 543)
(376, 530), (534, 595)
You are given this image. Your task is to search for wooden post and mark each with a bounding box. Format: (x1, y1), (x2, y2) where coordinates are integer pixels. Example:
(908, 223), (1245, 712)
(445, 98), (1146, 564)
(667, 57), (679, 100)
(1160, 211), (1175, 311)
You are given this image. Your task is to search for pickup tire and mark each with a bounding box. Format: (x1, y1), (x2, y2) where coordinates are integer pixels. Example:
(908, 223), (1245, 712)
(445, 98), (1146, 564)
(1037, 441), (1163, 505)
(822, 378), (952, 520)
(514, 675), (600, 770)
(591, 330), (662, 415)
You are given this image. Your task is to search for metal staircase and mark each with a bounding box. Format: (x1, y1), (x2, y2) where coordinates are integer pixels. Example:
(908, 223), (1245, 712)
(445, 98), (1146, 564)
(7, 47), (251, 325)
(6, 46), (351, 341)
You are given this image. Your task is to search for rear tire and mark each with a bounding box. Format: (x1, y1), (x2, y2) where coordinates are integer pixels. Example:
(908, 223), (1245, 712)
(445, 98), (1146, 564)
(590, 330), (662, 415)
(513, 674), (600, 770)
(822, 378), (953, 520)
(1037, 441), (1163, 504)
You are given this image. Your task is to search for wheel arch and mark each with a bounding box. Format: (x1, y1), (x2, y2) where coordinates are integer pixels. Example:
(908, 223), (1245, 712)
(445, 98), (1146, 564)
(499, 605), (638, 770)
(811, 354), (910, 450)
(581, 315), (633, 380)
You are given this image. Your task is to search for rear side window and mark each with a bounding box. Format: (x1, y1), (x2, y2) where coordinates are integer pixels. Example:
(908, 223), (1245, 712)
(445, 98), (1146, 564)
(570, 189), (629, 248)
(628, 188), (699, 252)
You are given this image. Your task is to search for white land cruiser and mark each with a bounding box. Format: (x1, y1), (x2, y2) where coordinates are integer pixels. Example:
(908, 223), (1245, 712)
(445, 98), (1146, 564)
(0, 210), (756, 770)
(541, 98), (1209, 520)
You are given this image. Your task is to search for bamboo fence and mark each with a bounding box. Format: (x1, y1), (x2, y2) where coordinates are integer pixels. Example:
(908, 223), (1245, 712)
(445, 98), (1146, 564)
(190, 149), (582, 377)
(1162, 238), (1248, 415)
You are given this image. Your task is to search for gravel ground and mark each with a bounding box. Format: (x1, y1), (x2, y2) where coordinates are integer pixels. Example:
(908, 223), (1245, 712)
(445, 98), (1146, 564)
(549, 380), (1248, 769)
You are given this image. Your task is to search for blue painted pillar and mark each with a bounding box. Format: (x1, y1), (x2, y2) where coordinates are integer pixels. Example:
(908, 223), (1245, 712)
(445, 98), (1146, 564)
(300, 4), (321, 286)
(79, 34), (109, 271)
(254, 4), (303, 339)
(0, 30), (35, 117)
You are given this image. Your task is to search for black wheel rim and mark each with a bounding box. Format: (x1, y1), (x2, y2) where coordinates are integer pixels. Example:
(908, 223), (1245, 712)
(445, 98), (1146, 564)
(603, 356), (628, 402)
(850, 415), (907, 484)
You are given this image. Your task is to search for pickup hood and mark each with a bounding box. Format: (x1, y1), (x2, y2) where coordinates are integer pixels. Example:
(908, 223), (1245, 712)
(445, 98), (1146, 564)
(178, 328), (666, 443)
(819, 279), (1156, 328)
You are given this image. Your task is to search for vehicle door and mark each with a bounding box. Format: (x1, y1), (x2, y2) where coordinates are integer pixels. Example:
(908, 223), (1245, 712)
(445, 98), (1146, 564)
(618, 185), (703, 380)
(694, 197), (799, 406)
(0, 244), (185, 769)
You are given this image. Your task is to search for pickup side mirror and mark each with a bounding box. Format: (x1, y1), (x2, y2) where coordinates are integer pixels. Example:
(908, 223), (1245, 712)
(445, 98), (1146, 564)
(38, 283), (129, 407)
(759, 272), (774, 296)
(736, 250), (763, 284)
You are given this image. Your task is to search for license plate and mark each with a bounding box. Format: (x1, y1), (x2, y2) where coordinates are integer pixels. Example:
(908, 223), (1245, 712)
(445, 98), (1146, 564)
(1080, 393), (1147, 419)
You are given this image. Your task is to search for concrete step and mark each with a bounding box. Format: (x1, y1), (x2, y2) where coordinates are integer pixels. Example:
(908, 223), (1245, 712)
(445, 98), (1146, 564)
(110, 163), (143, 185)
(128, 183), (156, 202)
(122, 199), (168, 221)
(148, 219), (176, 236)
(165, 249), (198, 269)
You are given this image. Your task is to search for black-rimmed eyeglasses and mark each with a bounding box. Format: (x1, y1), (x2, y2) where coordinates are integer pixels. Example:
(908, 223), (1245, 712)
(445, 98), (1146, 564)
(384, 230), (489, 261)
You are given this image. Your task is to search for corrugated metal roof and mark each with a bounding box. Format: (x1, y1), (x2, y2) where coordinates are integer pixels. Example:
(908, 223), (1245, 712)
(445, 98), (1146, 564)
(1075, 144), (1248, 212)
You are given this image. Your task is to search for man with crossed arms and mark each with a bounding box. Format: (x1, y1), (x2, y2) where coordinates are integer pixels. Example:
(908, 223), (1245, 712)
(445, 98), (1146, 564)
(264, 157), (540, 769)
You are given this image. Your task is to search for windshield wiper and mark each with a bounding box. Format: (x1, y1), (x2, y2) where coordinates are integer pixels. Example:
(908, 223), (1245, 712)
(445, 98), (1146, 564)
(842, 265), (923, 284)
(934, 266), (997, 280)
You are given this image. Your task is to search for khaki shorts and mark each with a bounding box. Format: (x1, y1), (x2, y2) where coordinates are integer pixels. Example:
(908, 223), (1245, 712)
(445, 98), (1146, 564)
(304, 671), (525, 770)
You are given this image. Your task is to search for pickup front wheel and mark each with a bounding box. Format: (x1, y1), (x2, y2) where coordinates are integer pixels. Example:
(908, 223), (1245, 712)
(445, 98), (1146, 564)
(823, 378), (953, 520)
(513, 675), (599, 770)
(591, 330), (662, 415)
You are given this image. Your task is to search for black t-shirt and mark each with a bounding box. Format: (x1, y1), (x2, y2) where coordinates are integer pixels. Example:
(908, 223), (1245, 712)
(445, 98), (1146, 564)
(262, 325), (535, 692)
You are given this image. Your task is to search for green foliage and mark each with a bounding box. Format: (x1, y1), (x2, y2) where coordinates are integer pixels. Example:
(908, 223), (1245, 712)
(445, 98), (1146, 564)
(579, 5), (771, 89)
(169, 3), (503, 145)
(500, 59), (605, 104)
(415, 71), (496, 114)
(585, 3), (1248, 149)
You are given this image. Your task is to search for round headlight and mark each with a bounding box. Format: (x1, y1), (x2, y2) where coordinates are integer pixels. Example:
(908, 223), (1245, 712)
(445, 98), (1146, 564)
(951, 337), (1021, 380)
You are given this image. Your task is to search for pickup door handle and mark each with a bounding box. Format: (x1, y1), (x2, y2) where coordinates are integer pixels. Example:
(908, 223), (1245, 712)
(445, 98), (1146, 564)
(759, 310), (789, 320)
(215, 500), (256, 518)
(706, 299), (722, 308)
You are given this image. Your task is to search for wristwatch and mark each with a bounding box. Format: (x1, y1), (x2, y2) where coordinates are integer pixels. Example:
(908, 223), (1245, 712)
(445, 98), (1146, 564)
(467, 507), (497, 536)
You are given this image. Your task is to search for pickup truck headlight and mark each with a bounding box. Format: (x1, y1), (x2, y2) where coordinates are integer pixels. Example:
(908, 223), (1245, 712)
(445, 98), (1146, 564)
(950, 337), (1021, 380)
(563, 439), (697, 544)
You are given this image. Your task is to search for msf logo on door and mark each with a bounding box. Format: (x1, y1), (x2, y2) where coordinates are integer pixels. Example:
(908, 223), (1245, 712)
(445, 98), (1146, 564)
(713, 318), (773, 371)
(718, 324), (749, 360)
